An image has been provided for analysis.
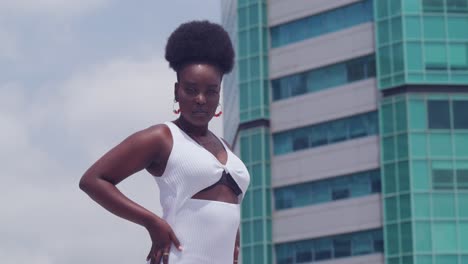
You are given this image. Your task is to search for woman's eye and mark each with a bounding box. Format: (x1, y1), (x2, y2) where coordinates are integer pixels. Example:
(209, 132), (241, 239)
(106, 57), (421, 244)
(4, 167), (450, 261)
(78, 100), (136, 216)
(185, 87), (197, 94)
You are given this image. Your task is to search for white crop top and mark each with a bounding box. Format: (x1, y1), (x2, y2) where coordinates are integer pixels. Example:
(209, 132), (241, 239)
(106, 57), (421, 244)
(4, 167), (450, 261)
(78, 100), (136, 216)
(154, 121), (251, 223)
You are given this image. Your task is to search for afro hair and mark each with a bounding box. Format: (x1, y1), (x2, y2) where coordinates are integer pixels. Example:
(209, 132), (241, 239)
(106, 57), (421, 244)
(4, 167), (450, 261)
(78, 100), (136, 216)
(165, 20), (234, 75)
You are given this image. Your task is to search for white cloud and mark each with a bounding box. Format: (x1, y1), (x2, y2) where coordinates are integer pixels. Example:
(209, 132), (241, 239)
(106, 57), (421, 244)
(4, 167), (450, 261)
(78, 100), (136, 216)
(0, 0), (109, 17)
(60, 56), (222, 158)
(60, 57), (176, 158)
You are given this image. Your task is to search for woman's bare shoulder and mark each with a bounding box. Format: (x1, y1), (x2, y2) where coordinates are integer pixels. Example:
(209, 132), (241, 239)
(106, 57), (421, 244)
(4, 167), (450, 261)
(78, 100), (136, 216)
(140, 123), (172, 142)
(113, 123), (173, 161)
(80, 123), (174, 185)
(140, 123), (174, 176)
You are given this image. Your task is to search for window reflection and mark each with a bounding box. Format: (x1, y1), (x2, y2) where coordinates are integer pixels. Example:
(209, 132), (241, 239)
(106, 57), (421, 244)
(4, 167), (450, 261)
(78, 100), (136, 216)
(272, 55), (376, 101)
(428, 100), (468, 130)
(273, 112), (379, 155)
(274, 169), (381, 210)
(271, 0), (373, 48)
(276, 229), (383, 263)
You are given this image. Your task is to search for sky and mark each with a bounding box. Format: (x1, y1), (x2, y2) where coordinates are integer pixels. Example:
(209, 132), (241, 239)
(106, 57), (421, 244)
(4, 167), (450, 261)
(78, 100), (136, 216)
(0, 1), (224, 263)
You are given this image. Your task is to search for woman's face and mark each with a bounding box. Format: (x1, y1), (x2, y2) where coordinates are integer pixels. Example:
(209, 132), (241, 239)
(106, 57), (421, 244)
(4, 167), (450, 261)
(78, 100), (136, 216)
(175, 63), (222, 126)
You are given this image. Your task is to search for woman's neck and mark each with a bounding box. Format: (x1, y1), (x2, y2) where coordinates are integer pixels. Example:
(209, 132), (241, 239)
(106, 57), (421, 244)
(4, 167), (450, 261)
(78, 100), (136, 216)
(175, 116), (209, 137)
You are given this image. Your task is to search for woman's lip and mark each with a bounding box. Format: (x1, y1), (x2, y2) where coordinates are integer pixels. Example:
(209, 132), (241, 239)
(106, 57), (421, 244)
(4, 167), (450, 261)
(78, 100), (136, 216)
(192, 111), (208, 115)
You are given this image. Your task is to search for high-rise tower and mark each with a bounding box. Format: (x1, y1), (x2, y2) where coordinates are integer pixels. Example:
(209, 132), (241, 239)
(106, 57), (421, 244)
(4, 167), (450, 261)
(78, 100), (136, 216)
(222, 0), (468, 263)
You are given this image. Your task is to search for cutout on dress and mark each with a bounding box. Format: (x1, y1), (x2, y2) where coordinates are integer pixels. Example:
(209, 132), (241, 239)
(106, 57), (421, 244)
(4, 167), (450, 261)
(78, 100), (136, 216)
(191, 171), (242, 204)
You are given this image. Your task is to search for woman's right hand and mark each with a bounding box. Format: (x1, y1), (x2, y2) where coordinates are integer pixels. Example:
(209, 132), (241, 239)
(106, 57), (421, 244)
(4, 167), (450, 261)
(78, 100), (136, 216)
(145, 217), (183, 264)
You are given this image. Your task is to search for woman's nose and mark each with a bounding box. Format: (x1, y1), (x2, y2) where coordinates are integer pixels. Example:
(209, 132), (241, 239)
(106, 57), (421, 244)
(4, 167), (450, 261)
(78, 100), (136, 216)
(195, 93), (206, 104)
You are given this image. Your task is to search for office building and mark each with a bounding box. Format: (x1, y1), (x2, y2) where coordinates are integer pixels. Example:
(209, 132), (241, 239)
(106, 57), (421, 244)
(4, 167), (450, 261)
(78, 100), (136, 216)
(222, 0), (468, 263)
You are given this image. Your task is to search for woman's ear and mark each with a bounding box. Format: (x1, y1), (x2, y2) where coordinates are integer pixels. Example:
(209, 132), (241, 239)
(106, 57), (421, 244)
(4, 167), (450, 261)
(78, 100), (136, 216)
(174, 82), (179, 101)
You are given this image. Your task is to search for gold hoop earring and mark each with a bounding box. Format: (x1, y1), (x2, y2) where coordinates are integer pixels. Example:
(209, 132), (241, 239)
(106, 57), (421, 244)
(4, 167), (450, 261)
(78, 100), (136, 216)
(173, 99), (180, 114)
(214, 103), (222, 117)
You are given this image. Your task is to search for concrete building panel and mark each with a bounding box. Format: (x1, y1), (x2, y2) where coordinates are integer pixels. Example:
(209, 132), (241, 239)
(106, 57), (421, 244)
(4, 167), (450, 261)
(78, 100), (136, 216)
(270, 78), (378, 133)
(273, 194), (383, 243)
(269, 23), (375, 79)
(272, 136), (380, 187)
(268, 0), (362, 26)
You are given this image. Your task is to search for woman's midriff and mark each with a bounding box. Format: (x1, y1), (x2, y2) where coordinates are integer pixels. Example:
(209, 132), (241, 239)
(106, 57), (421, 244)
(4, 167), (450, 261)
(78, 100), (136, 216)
(191, 184), (239, 204)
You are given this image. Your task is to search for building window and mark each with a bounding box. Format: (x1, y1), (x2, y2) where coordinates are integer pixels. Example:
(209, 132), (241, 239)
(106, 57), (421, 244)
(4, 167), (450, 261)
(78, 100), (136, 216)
(278, 258), (293, 264)
(333, 237), (352, 257)
(423, 0), (468, 13)
(271, 55), (376, 101)
(433, 169), (455, 190)
(428, 100), (451, 129)
(295, 251), (312, 263)
(310, 125), (328, 147)
(457, 169), (468, 189)
(270, 0), (373, 48)
(332, 189), (350, 200)
(449, 44), (468, 71)
(428, 100), (468, 130)
(277, 244), (294, 264)
(295, 242), (313, 263)
(371, 170), (382, 193)
(273, 111), (378, 155)
(274, 169), (380, 210)
(315, 239), (332, 261)
(433, 163), (468, 190)
(292, 128), (309, 151)
(275, 229), (383, 263)
(332, 178), (350, 200)
(453, 101), (468, 129)
(352, 233), (373, 255)
(447, 0), (468, 13)
(328, 120), (348, 143)
(423, 0), (445, 12)
(373, 232), (384, 252)
(425, 43), (448, 70)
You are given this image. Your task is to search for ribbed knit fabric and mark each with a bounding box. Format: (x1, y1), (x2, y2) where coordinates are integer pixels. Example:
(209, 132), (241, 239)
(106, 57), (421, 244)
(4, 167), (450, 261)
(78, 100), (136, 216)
(147, 121), (250, 264)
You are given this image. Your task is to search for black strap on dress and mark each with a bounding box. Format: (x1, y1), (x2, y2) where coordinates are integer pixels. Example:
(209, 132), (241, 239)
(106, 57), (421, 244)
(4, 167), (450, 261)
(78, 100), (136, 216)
(199, 170), (243, 196)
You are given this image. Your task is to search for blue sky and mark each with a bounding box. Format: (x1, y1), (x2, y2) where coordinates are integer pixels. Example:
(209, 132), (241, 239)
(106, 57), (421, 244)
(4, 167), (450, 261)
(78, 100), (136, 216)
(0, 1), (223, 263)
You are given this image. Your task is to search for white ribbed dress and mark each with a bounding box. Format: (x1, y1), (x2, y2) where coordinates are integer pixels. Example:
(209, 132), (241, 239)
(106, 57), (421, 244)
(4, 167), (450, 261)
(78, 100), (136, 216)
(147, 121), (250, 264)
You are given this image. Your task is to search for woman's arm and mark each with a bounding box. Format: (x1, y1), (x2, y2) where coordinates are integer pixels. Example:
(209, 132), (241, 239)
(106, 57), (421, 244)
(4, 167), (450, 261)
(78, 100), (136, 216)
(80, 124), (182, 263)
(78, 124), (170, 227)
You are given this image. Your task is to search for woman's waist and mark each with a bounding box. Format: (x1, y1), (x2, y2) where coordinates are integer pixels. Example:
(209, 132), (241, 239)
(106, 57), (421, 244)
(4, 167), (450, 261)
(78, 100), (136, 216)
(172, 198), (240, 227)
(169, 199), (239, 262)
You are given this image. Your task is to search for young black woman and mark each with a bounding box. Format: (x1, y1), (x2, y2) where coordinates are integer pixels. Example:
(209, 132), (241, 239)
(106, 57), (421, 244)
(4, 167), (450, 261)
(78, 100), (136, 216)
(79, 21), (250, 264)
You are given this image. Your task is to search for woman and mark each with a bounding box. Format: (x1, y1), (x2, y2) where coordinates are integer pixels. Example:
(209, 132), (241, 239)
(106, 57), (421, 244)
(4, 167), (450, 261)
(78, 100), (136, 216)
(79, 20), (250, 264)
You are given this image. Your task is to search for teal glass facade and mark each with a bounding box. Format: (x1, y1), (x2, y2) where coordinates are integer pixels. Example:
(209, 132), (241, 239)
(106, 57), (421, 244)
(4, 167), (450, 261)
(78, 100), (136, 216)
(270, 0), (373, 48)
(381, 94), (468, 264)
(375, 0), (468, 89)
(275, 229), (383, 264)
(239, 128), (273, 264)
(237, 0), (273, 263)
(376, 1), (468, 263)
(224, 0), (468, 263)
(272, 54), (376, 101)
(273, 111), (378, 155)
(274, 169), (381, 210)
(238, 0), (269, 123)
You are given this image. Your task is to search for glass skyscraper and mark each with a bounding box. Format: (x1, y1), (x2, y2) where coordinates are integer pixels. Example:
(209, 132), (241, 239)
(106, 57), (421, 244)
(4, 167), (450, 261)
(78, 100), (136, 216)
(222, 0), (468, 263)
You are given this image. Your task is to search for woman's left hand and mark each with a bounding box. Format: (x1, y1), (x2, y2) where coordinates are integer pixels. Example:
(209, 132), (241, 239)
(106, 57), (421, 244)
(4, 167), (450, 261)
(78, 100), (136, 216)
(233, 244), (239, 263)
